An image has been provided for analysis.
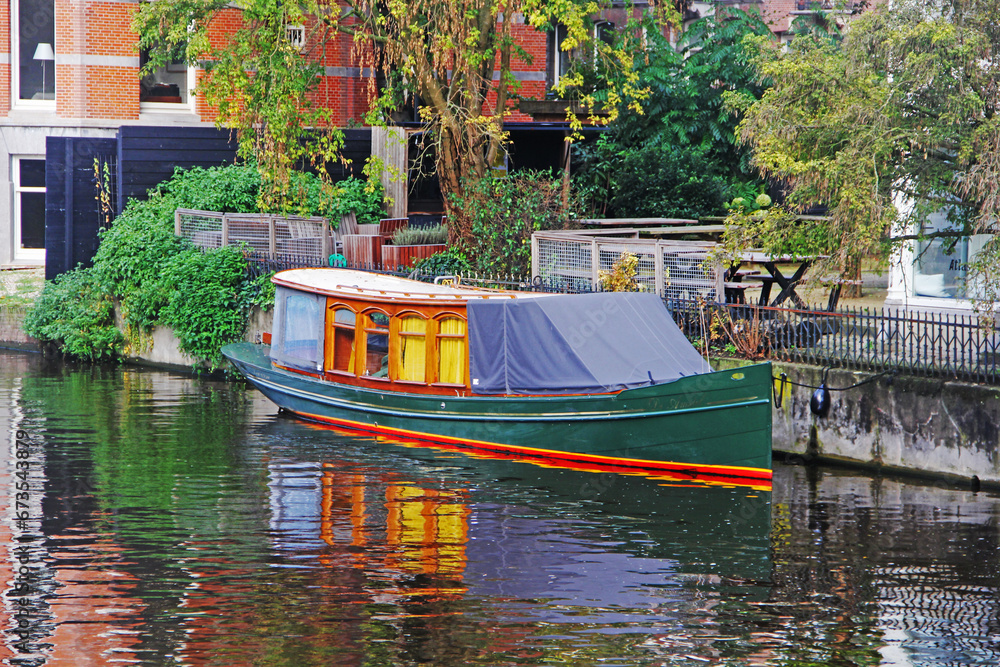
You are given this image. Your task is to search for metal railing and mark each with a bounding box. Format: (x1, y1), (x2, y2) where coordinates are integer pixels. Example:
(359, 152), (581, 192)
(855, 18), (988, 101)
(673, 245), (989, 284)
(667, 299), (1000, 384)
(242, 253), (1000, 384)
(244, 254), (587, 293)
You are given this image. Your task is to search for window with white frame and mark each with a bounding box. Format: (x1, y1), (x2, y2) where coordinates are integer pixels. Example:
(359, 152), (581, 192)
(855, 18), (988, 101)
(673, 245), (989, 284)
(139, 46), (196, 111)
(594, 21), (616, 48)
(912, 208), (989, 300)
(13, 157), (46, 260)
(547, 22), (615, 92)
(546, 24), (571, 91)
(285, 24), (306, 50)
(14, 0), (56, 104)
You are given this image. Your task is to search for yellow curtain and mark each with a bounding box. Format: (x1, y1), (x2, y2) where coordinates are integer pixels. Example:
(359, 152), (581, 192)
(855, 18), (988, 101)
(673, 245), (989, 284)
(398, 316), (427, 382)
(438, 317), (466, 384)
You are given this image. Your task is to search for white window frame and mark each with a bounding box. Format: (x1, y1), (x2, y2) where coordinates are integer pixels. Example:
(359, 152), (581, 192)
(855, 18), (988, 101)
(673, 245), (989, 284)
(11, 0), (57, 110)
(13, 155), (46, 262)
(594, 20), (615, 51)
(548, 23), (570, 89)
(285, 24), (306, 51)
(139, 59), (198, 115)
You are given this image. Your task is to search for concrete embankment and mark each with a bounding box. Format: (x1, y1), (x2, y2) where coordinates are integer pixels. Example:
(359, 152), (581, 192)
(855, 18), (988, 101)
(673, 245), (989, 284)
(0, 304), (273, 370)
(0, 306), (38, 352)
(0, 268), (43, 352)
(111, 306), (274, 372)
(716, 358), (999, 489)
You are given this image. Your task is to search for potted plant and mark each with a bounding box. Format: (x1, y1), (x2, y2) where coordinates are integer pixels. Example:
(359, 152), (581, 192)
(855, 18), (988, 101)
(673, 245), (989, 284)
(381, 224), (449, 271)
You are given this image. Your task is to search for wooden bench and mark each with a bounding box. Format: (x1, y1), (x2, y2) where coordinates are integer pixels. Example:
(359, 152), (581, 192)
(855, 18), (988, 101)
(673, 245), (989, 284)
(820, 277), (864, 311)
(724, 281), (763, 305)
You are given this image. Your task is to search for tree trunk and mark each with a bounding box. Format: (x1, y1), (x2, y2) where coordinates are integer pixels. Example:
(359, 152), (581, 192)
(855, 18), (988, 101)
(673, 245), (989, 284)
(842, 255), (863, 298)
(437, 121), (488, 248)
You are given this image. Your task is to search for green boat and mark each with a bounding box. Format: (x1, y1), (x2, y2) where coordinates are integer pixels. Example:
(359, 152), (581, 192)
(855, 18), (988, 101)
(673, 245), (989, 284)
(222, 269), (773, 487)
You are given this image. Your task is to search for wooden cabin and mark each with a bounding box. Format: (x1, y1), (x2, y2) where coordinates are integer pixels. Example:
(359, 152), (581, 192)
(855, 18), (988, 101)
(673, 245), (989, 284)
(269, 269), (538, 396)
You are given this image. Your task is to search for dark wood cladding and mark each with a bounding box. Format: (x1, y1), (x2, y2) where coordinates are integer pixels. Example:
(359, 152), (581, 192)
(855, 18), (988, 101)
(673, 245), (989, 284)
(115, 125), (239, 211)
(45, 126), (373, 279)
(116, 126), (373, 211)
(45, 136), (118, 280)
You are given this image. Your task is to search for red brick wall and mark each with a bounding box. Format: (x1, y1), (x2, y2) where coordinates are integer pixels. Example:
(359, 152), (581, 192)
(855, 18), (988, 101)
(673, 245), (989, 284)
(0, 0), (141, 119)
(1, 0), (860, 125)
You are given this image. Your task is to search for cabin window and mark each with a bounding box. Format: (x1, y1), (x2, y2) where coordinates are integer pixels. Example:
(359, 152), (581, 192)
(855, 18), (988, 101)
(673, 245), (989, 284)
(329, 308), (356, 373)
(397, 315), (427, 382)
(436, 317), (466, 385)
(364, 311), (390, 378)
(272, 288), (325, 371)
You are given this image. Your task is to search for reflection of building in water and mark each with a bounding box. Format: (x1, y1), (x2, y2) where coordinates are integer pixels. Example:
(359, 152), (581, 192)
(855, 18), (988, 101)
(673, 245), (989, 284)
(876, 564), (1000, 666)
(771, 468), (1000, 665)
(0, 361), (145, 665)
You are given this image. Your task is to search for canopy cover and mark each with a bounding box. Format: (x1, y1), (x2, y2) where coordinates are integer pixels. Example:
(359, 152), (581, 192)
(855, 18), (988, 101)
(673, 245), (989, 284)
(467, 292), (711, 395)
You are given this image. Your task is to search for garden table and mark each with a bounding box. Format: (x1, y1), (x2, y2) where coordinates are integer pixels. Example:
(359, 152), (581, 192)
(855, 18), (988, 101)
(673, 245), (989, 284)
(736, 252), (818, 309)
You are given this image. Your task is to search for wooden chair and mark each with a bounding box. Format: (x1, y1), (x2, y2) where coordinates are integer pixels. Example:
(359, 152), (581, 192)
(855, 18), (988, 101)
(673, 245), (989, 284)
(378, 217), (409, 243)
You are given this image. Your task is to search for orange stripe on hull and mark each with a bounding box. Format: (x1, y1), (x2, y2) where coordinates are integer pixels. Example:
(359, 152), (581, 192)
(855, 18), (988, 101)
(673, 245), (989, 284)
(290, 408), (773, 490)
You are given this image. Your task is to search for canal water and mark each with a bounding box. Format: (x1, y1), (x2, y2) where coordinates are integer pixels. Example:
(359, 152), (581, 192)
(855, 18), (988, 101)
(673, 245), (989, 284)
(0, 351), (998, 666)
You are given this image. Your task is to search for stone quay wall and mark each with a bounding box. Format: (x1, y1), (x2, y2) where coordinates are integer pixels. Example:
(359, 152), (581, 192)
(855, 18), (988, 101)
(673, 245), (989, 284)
(0, 306), (38, 352)
(716, 358), (999, 489)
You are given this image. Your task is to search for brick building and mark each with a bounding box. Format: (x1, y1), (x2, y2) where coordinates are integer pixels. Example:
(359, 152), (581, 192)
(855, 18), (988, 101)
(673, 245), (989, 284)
(1, 0), (818, 269)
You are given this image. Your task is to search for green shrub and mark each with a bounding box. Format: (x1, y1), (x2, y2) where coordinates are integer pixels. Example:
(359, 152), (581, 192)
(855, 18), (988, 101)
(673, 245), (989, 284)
(391, 224), (448, 246)
(159, 246), (250, 367)
(91, 190), (188, 334)
(327, 177), (385, 226)
(451, 172), (575, 275)
(413, 247), (471, 277)
(154, 164), (261, 213)
(23, 268), (123, 361)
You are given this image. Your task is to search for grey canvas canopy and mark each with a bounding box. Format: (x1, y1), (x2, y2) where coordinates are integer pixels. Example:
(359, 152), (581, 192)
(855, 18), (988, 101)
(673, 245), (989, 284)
(467, 292), (711, 395)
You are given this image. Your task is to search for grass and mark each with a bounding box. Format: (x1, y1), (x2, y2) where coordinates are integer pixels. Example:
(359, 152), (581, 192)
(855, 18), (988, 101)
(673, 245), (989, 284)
(0, 269), (45, 312)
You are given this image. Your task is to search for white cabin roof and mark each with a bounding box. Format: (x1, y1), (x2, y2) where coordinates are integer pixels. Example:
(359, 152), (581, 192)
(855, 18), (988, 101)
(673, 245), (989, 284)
(272, 268), (550, 302)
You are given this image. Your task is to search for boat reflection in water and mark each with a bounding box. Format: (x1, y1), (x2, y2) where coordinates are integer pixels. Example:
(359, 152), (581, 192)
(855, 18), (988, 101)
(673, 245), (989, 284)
(265, 418), (773, 624)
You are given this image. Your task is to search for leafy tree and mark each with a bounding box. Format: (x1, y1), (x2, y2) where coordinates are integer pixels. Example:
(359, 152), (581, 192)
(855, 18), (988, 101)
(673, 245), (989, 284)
(577, 140), (730, 218)
(615, 7), (771, 164)
(726, 0), (1000, 298)
(134, 0), (675, 247)
(574, 7), (773, 218)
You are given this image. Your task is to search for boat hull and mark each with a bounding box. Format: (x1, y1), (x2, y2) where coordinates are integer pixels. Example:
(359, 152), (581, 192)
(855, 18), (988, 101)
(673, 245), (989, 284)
(223, 343), (773, 484)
